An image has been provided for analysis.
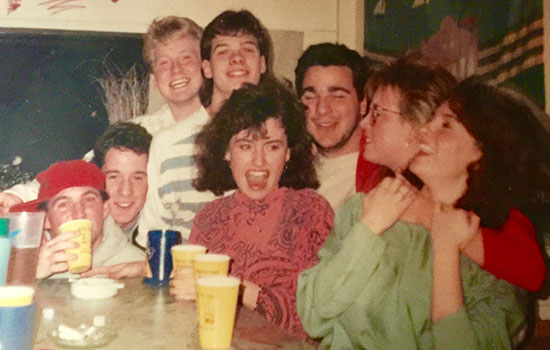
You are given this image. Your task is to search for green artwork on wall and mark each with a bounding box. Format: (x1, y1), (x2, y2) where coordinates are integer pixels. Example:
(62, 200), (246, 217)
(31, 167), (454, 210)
(364, 0), (544, 108)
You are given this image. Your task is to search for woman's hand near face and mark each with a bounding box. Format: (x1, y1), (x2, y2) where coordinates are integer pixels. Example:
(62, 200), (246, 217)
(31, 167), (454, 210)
(431, 204), (480, 252)
(361, 174), (416, 235)
(430, 204), (480, 321)
(169, 267), (196, 301)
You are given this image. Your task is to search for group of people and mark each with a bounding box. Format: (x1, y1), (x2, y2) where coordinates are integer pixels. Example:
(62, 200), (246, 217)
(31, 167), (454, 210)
(0, 8), (549, 349)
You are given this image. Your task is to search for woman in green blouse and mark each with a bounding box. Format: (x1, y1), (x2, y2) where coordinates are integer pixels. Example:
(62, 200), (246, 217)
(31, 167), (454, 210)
(296, 77), (549, 349)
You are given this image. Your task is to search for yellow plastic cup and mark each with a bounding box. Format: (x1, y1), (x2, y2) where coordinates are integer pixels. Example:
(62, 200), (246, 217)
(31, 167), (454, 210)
(196, 276), (240, 349)
(59, 219), (92, 274)
(194, 254), (230, 279)
(0, 286), (35, 306)
(171, 244), (207, 270)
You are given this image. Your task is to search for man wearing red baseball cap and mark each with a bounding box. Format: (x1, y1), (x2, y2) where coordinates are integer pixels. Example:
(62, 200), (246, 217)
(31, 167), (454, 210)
(12, 159), (144, 279)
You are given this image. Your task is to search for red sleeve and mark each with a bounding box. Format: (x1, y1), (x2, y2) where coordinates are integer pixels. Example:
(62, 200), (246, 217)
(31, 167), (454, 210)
(481, 209), (547, 292)
(356, 134), (381, 194)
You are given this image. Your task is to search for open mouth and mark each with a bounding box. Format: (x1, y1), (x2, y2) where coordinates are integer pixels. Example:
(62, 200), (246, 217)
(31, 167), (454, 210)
(113, 201), (133, 209)
(246, 170), (269, 189)
(170, 78), (190, 88)
(314, 120), (338, 129)
(227, 70), (248, 77)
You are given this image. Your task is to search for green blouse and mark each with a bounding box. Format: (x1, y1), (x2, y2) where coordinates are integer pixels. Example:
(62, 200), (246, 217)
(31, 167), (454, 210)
(297, 193), (527, 349)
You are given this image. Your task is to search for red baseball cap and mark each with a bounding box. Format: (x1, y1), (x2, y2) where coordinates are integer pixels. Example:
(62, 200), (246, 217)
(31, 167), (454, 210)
(10, 160), (106, 213)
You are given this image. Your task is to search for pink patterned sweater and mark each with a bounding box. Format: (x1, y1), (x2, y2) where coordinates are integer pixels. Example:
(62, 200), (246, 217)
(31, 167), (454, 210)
(189, 187), (334, 338)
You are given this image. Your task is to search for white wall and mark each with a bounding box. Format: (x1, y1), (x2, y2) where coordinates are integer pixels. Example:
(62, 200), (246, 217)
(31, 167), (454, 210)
(0, 0), (364, 52)
(7, 1), (548, 110)
(1, 0), (364, 111)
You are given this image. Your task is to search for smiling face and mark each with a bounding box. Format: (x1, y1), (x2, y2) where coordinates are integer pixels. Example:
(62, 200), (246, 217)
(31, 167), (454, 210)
(202, 34), (266, 101)
(224, 118), (290, 201)
(150, 34), (203, 109)
(360, 85), (420, 172)
(102, 148), (148, 230)
(300, 65), (366, 158)
(410, 101), (482, 183)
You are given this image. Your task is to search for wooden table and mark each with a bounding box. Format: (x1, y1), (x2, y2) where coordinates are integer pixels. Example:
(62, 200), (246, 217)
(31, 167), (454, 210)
(32, 278), (314, 350)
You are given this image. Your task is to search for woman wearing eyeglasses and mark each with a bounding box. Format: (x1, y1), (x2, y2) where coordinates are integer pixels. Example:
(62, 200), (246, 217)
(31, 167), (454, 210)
(297, 56), (547, 349)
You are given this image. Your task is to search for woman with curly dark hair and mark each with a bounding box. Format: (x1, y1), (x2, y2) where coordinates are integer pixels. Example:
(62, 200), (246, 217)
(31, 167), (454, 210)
(170, 78), (334, 339)
(192, 78), (320, 195)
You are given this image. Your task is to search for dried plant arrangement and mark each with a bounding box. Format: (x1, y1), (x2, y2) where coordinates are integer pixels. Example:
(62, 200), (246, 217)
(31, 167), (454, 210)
(94, 64), (149, 124)
(0, 157), (33, 191)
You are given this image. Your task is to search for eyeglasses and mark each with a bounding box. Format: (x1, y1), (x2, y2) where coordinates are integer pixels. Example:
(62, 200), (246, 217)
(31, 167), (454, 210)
(369, 104), (403, 120)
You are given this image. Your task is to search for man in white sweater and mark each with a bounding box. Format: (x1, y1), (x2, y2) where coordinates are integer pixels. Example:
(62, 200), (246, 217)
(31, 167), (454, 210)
(136, 10), (272, 245)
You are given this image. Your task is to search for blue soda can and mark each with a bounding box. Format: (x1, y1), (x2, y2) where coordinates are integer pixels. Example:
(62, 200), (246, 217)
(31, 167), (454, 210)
(144, 230), (181, 286)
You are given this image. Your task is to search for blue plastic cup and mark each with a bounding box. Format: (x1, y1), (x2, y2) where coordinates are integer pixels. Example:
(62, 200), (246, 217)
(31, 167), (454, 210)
(0, 303), (36, 350)
(144, 230), (181, 287)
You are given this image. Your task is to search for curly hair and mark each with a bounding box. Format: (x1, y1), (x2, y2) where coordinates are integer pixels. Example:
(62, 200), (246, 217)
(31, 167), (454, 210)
(366, 52), (457, 125)
(143, 16), (203, 72)
(295, 43), (367, 100)
(193, 77), (318, 195)
(451, 77), (550, 228)
(93, 122), (152, 168)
